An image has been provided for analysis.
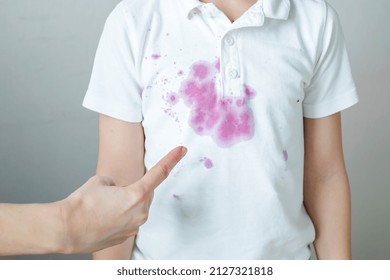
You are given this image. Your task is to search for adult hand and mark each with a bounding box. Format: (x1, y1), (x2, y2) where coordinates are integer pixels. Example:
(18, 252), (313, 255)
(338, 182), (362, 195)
(59, 146), (187, 254)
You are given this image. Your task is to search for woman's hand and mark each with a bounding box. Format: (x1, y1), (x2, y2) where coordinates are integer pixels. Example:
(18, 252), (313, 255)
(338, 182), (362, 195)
(59, 146), (187, 254)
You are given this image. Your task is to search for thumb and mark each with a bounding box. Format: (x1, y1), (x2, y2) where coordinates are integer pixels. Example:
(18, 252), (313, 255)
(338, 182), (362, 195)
(135, 146), (187, 193)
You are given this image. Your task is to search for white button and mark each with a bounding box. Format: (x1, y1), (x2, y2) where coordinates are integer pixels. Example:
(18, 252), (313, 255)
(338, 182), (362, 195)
(225, 36), (235, 46)
(228, 69), (239, 79)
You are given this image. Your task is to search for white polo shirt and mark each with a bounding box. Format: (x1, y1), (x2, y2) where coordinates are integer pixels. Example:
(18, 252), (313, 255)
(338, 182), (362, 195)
(83, 0), (358, 259)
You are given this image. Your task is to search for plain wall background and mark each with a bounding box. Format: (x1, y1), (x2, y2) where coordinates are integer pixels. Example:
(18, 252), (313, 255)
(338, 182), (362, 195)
(0, 0), (389, 260)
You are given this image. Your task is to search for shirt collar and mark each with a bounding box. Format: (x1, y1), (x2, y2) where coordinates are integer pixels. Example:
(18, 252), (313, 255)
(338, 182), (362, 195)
(182, 0), (291, 21)
(262, 0), (291, 20)
(181, 0), (204, 18)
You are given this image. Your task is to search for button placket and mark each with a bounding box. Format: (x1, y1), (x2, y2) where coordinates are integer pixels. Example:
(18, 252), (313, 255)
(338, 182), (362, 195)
(207, 11), (242, 98)
(220, 31), (242, 98)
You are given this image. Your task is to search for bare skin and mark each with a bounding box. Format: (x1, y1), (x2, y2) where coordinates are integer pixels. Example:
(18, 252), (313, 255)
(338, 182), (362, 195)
(201, 0), (257, 22)
(303, 113), (352, 259)
(0, 146), (187, 256)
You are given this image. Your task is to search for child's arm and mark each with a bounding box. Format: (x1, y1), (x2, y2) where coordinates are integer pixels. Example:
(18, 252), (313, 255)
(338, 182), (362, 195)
(303, 112), (352, 260)
(92, 114), (145, 260)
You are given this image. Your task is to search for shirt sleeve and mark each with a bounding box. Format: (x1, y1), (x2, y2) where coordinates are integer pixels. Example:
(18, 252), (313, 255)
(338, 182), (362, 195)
(82, 2), (143, 122)
(302, 2), (359, 119)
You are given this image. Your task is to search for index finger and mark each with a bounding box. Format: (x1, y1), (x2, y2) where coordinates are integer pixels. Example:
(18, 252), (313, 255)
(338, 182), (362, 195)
(137, 146), (187, 192)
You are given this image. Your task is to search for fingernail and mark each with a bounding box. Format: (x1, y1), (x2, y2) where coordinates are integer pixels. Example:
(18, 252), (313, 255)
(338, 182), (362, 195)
(181, 146), (188, 158)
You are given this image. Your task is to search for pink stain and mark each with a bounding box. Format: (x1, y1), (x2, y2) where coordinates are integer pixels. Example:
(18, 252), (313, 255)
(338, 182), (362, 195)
(203, 158), (214, 169)
(244, 85), (256, 99)
(178, 70), (184, 76)
(283, 150), (288, 162)
(179, 59), (257, 148)
(201, 157), (214, 169)
(193, 63), (209, 80)
(214, 59), (221, 71)
(166, 92), (179, 106)
(151, 54), (161, 60)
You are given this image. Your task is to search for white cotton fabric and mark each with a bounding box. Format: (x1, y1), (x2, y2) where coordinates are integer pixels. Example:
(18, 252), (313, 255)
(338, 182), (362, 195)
(83, 0), (358, 259)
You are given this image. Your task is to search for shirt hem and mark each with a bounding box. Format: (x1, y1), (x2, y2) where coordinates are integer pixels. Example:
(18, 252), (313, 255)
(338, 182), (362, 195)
(303, 87), (359, 119)
(82, 91), (143, 123)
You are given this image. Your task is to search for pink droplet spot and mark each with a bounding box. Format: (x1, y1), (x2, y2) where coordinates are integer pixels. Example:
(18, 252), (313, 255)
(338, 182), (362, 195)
(201, 157), (214, 169)
(179, 59), (257, 148)
(151, 54), (161, 60)
(178, 70), (184, 76)
(244, 85), (256, 99)
(166, 92), (179, 106)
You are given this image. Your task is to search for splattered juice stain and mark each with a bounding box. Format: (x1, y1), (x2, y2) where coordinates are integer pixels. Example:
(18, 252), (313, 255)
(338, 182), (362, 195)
(200, 157), (214, 169)
(151, 54), (161, 60)
(179, 60), (256, 148)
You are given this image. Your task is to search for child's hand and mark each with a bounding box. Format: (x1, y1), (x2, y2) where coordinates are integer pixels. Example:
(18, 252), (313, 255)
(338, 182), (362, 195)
(58, 146), (187, 254)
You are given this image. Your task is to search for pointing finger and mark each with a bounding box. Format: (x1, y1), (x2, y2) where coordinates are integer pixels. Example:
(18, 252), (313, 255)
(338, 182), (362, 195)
(136, 146), (187, 193)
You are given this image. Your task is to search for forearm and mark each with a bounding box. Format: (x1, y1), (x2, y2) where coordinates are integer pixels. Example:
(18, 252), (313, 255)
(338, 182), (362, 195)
(0, 202), (64, 256)
(303, 113), (352, 259)
(304, 169), (352, 259)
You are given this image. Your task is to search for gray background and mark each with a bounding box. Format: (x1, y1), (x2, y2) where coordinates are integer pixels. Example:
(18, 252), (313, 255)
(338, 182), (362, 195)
(0, 0), (389, 260)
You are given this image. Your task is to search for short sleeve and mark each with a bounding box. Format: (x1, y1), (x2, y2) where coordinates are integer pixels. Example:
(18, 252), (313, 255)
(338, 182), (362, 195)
(82, 2), (143, 122)
(303, 2), (359, 118)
